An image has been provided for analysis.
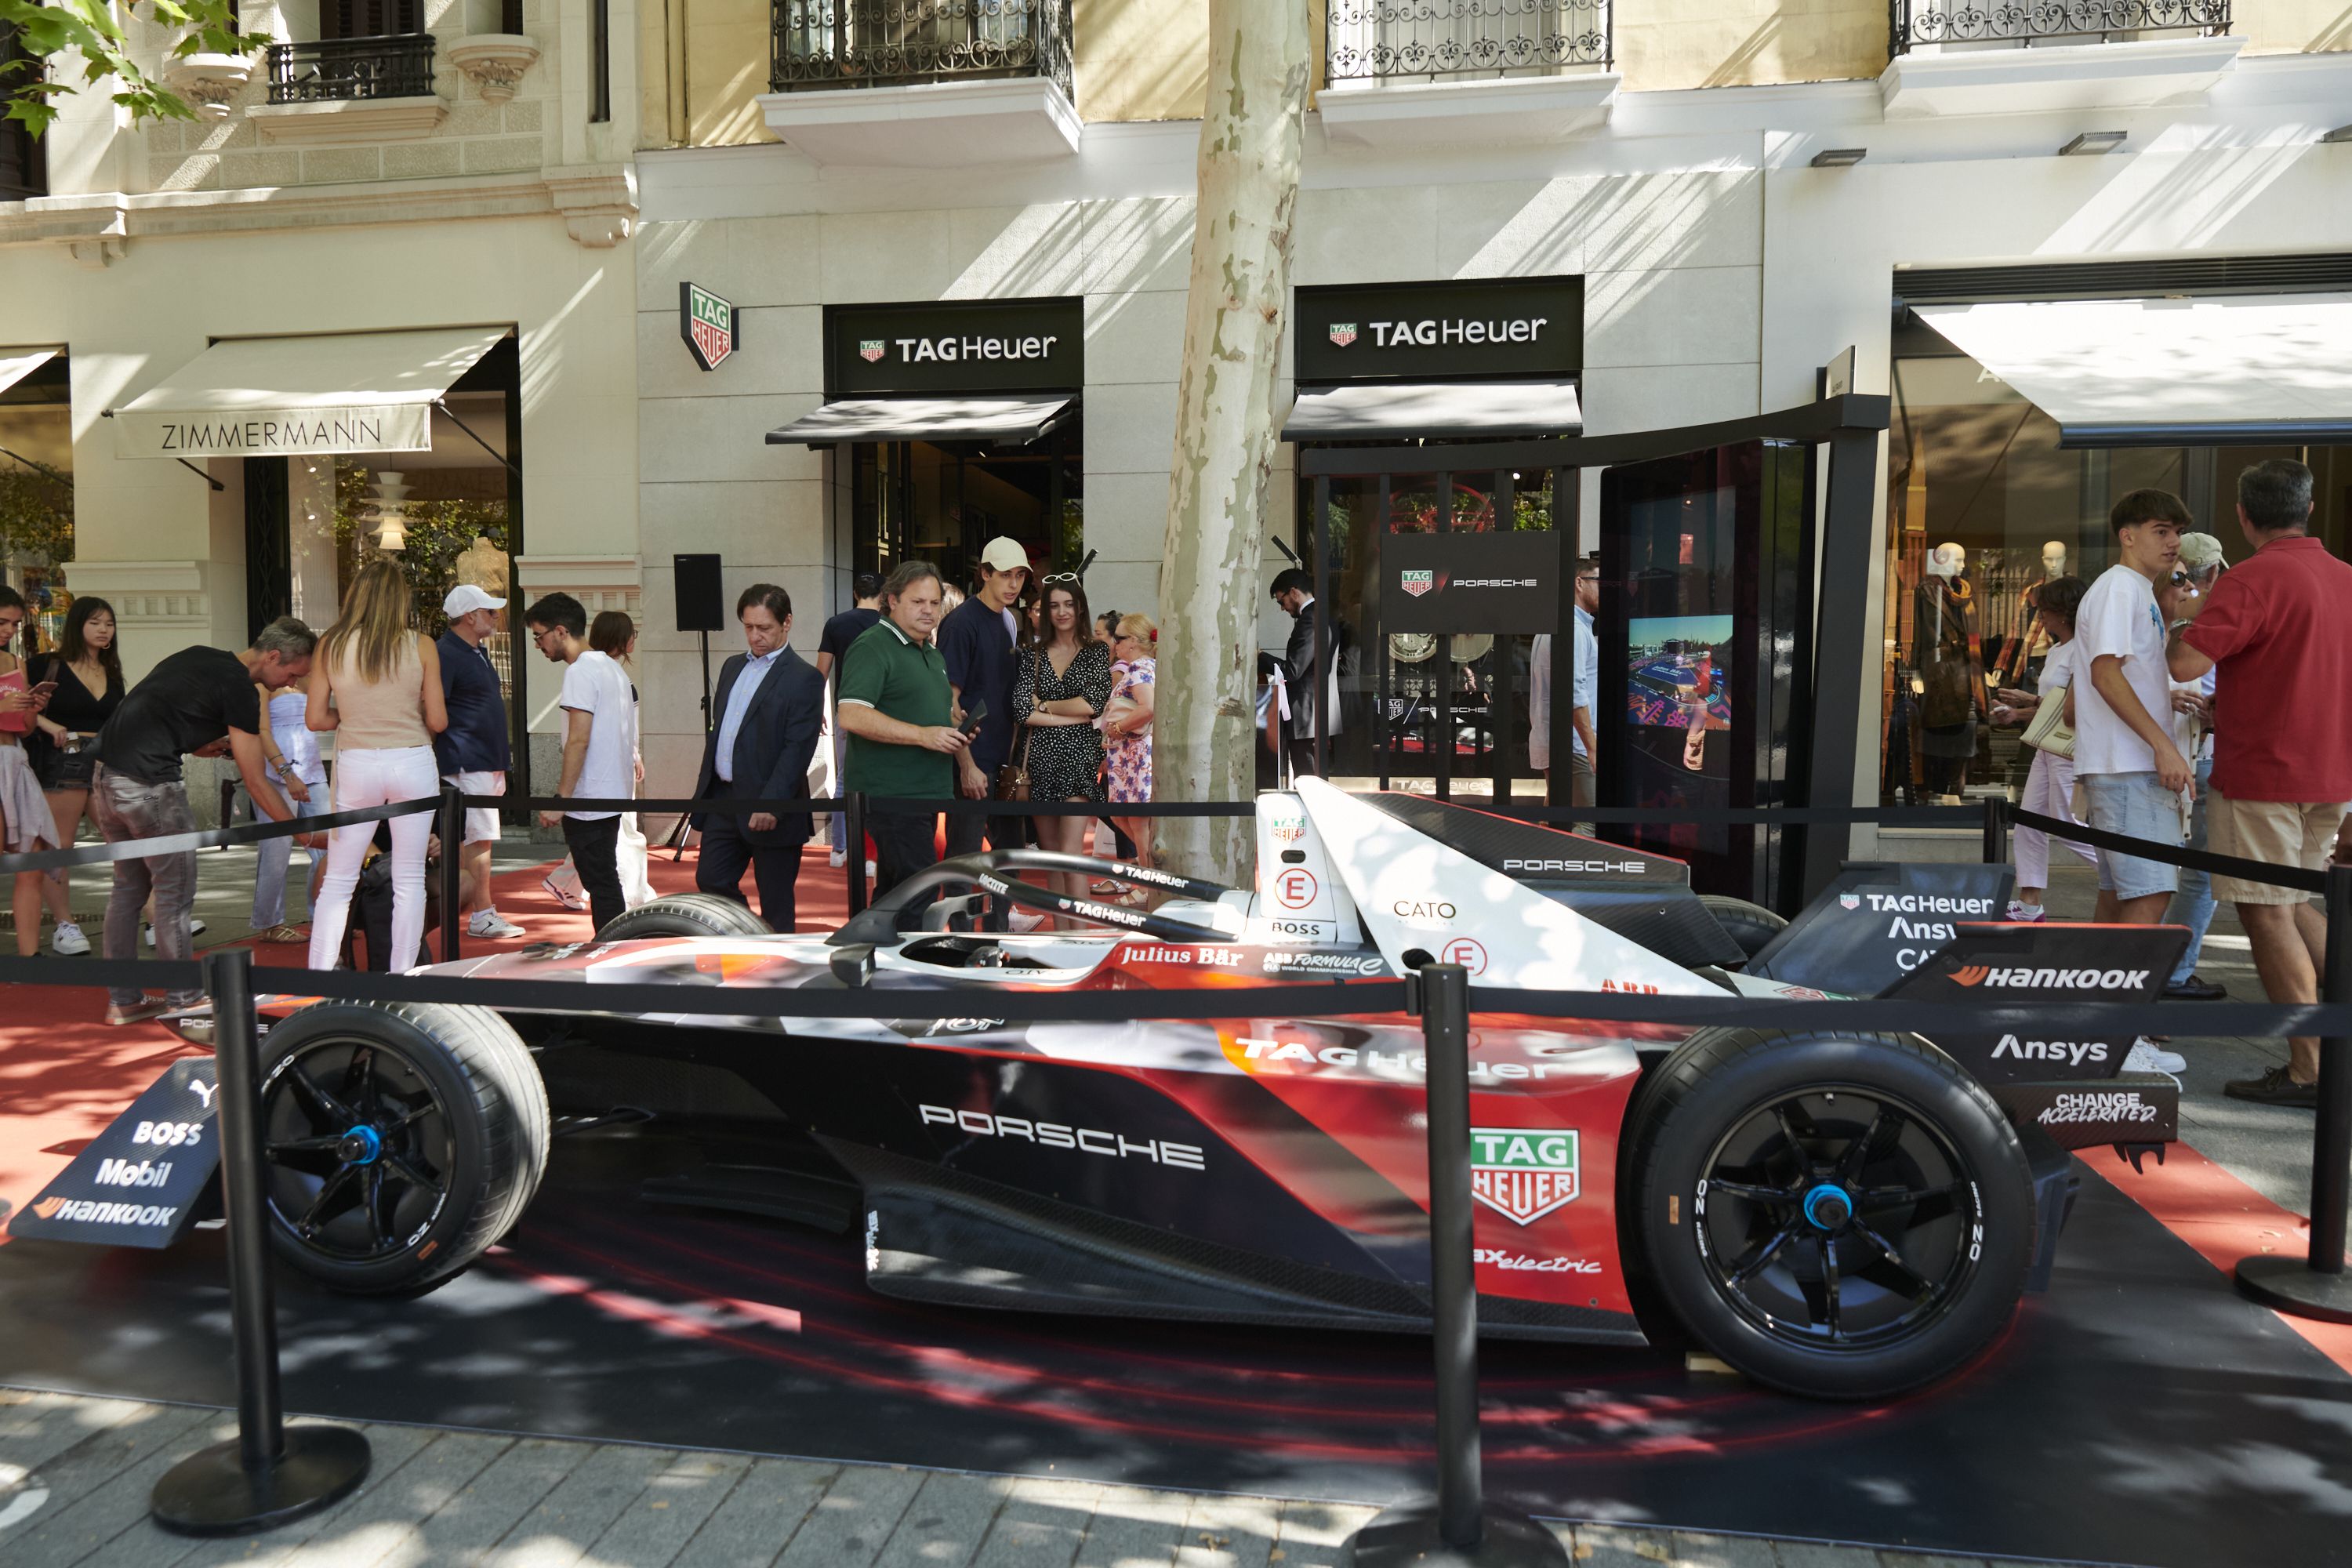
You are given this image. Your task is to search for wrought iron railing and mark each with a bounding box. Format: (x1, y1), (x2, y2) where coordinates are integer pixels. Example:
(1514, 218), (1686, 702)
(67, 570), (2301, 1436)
(1889, 0), (2229, 53)
(1327, 0), (1611, 82)
(265, 34), (438, 103)
(770, 1), (1074, 96)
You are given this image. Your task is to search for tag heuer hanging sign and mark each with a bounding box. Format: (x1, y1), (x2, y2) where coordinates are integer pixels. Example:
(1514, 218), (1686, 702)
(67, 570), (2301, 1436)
(1470, 1127), (1579, 1225)
(1328, 322), (1357, 348)
(681, 282), (739, 372)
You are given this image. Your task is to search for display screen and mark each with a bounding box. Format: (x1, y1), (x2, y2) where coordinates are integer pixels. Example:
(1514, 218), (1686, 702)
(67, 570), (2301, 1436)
(1627, 614), (1733, 771)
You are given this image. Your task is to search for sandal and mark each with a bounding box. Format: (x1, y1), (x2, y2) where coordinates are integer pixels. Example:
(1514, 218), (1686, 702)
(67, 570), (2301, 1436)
(257, 923), (309, 944)
(1090, 878), (1122, 895)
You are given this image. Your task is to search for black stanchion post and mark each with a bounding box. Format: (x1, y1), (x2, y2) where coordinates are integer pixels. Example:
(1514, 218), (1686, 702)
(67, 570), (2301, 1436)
(437, 782), (465, 962)
(1344, 962), (1566, 1568)
(2237, 861), (2352, 1322)
(1981, 795), (2006, 868)
(845, 790), (869, 916)
(152, 947), (370, 1535)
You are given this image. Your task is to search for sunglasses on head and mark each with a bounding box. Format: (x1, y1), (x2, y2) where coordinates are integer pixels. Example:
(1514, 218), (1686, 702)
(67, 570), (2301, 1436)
(1040, 571), (1081, 586)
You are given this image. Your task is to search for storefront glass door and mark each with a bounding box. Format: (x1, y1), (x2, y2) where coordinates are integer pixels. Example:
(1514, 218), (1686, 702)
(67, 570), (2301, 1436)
(851, 420), (1081, 584)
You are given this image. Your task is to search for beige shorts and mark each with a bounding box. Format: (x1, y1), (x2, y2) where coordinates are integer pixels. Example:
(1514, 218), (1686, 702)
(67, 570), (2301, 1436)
(2208, 789), (2350, 906)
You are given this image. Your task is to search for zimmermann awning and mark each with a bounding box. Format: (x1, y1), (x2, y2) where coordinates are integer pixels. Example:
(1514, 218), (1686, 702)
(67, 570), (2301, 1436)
(1914, 295), (2352, 448)
(1281, 379), (1583, 441)
(112, 327), (506, 459)
(0, 349), (58, 399)
(766, 396), (1074, 448)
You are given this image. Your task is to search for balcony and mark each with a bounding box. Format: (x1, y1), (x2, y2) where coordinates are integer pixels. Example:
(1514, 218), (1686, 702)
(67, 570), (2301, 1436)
(759, 1), (1080, 167)
(1881, 1), (2241, 118)
(251, 34), (448, 142)
(1319, 0), (1619, 151)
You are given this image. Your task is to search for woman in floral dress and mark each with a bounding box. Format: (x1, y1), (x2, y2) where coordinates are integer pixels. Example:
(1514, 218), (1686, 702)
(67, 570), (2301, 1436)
(1012, 577), (1112, 927)
(1102, 614), (1156, 894)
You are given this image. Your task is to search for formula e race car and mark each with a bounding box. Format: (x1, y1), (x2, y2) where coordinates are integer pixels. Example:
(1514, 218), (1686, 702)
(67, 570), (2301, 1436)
(232, 780), (2190, 1401)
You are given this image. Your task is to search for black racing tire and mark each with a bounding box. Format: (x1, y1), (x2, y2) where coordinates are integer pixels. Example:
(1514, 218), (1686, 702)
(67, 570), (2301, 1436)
(596, 893), (775, 942)
(1697, 894), (1786, 965)
(1624, 1026), (2033, 1400)
(257, 1002), (549, 1297)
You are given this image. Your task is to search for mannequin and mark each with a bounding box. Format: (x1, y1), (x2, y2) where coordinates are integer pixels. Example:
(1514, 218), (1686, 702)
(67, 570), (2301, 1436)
(1913, 542), (1983, 800)
(2000, 539), (2069, 684)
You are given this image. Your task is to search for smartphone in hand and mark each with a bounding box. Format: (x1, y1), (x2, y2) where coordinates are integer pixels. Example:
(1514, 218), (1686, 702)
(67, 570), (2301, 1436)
(958, 698), (988, 739)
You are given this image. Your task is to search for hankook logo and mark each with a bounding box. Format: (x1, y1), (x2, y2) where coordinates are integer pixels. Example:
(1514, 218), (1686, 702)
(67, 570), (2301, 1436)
(1951, 965), (2149, 990)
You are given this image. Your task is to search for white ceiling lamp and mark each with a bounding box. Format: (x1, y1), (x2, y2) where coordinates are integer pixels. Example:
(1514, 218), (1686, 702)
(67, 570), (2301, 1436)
(2060, 131), (2127, 156)
(1810, 147), (1867, 168)
(371, 470), (410, 553)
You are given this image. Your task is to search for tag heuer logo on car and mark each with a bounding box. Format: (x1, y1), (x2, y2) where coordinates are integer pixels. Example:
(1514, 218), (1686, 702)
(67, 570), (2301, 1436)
(1840, 893), (1861, 910)
(680, 282), (739, 372)
(859, 339), (887, 363)
(1470, 1127), (1579, 1225)
(1329, 323), (1358, 347)
(1400, 569), (1436, 598)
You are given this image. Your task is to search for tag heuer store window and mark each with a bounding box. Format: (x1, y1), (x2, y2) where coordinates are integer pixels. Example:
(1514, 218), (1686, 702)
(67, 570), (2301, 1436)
(770, 299), (1083, 586)
(1282, 276), (1584, 799)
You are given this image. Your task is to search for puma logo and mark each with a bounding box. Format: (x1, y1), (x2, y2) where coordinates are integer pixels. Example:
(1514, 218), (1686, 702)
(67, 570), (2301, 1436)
(186, 1079), (218, 1110)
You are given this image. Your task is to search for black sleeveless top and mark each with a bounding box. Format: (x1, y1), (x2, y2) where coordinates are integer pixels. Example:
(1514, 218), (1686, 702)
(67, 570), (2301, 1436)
(34, 658), (124, 735)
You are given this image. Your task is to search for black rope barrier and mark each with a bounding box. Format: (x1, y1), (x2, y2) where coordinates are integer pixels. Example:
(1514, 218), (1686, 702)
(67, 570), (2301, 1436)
(0, 794), (443, 874)
(2011, 804), (2329, 896)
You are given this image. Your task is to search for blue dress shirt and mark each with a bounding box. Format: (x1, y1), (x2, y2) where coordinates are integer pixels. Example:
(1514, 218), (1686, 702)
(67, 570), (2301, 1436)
(715, 646), (782, 782)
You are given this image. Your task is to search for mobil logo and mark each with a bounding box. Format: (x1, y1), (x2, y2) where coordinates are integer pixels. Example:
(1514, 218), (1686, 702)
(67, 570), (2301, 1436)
(1275, 868), (1319, 910)
(1441, 937), (1488, 975)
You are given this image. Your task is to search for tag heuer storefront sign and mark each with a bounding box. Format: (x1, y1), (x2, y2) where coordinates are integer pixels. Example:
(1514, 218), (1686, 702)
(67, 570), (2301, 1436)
(826, 297), (1083, 397)
(681, 281), (740, 372)
(1294, 277), (1583, 383)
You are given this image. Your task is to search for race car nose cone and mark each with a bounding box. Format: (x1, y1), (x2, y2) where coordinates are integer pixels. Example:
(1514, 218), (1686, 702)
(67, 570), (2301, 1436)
(338, 1124), (383, 1166)
(1802, 1183), (1851, 1230)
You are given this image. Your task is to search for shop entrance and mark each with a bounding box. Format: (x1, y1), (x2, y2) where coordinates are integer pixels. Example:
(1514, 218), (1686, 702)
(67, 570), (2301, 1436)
(848, 420), (1081, 584)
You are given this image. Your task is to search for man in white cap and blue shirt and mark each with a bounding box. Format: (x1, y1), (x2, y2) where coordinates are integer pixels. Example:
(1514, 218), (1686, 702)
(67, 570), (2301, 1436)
(437, 583), (523, 938)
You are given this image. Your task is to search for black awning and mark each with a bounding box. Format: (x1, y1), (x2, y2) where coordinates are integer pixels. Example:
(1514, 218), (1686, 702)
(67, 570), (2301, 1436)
(766, 395), (1075, 448)
(1281, 379), (1582, 441)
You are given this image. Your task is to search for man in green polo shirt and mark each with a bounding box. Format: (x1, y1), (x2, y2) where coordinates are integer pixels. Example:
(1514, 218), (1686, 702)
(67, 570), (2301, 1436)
(837, 560), (971, 899)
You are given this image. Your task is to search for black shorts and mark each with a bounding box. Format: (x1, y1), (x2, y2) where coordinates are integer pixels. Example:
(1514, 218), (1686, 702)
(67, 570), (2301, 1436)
(31, 739), (94, 791)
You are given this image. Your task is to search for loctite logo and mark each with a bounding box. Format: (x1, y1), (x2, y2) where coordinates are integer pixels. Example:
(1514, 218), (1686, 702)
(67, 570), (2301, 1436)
(1951, 966), (2149, 990)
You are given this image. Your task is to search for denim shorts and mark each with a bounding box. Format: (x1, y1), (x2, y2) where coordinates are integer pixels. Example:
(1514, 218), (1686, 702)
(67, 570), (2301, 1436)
(2078, 771), (2183, 901)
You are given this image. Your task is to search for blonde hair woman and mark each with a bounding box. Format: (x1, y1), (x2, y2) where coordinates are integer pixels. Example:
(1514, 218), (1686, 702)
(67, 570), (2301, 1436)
(1102, 613), (1157, 897)
(306, 561), (448, 971)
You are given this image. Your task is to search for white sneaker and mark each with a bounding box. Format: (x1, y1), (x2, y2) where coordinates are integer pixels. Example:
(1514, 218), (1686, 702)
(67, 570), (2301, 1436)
(829, 848), (847, 868)
(1007, 908), (1047, 934)
(469, 910), (525, 939)
(143, 919), (206, 948)
(865, 859), (877, 878)
(50, 920), (89, 956)
(2005, 902), (2046, 924)
(2124, 1038), (2187, 1076)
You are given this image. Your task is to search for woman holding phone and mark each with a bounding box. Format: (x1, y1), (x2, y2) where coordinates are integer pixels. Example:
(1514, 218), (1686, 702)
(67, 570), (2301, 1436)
(27, 595), (122, 954)
(0, 586), (64, 958)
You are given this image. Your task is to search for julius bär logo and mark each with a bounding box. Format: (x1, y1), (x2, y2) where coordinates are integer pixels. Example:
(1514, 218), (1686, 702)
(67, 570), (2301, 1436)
(681, 282), (739, 372)
(859, 339), (887, 363)
(1471, 1127), (1579, 1225)
(1951, 964), (1989, 987)
(1329, 322), (1357, 347)
(1401, 569), (1435, 599)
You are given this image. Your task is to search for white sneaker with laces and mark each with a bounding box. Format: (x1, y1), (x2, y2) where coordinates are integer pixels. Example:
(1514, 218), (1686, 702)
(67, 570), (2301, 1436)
(51, 920), (89, 956)
(829, 848), (847, 868)
(469, 910), (525, 939)
(2124, 1038), (2187, 1077)
(144, 918), (207, 948)
(2004, 901), (2046, 924)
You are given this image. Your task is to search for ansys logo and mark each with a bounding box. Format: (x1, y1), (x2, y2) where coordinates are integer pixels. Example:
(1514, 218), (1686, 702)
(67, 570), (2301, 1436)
(1329, 323), (1358, 347)
(1471, 1127), (1579, 1225)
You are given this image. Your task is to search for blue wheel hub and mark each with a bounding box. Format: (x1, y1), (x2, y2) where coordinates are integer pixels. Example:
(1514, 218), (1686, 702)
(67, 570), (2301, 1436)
(336, 1124), (383, 1166)
(1802, 1182), (1852, 1231)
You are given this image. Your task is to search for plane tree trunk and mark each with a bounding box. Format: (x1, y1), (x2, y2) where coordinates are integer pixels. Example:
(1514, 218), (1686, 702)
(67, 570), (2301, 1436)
(1152, 0), (1312, 886)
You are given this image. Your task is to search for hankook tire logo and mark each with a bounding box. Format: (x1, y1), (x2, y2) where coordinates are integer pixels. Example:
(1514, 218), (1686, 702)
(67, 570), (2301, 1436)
(1951, 965), (2149, 990)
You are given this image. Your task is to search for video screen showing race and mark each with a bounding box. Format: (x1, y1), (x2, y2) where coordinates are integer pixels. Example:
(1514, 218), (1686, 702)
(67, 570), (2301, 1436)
(1628, 614), (1733, 772)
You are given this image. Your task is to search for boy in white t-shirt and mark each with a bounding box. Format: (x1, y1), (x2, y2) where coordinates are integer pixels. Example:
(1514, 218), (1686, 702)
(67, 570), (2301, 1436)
(524, 592), (640, 934)
(2071, 488), (2194, 926)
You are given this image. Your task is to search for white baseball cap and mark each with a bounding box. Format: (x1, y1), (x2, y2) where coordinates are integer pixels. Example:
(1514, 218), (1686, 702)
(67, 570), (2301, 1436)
(444, 583), (506, 618)
(978, 537), (1030, 575)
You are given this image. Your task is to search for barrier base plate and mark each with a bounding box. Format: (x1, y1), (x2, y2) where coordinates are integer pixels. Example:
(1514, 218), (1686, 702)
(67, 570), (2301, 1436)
(151, 1423), (371, 1537)
(1343, 1501), (1571, 1566)
(2237, 1254), (2352, 1324)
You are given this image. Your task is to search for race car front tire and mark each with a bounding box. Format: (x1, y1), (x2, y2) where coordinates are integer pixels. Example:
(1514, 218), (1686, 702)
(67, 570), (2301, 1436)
(1625, 1027), (2033, 1400)
(1696, 894), (1786, 965)
(596, 892), (775, 942)
(256, 1002), (550, 1296)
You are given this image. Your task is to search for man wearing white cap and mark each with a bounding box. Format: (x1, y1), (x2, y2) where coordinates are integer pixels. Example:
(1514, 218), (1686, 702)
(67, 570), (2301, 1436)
(437, 583), (522, 938)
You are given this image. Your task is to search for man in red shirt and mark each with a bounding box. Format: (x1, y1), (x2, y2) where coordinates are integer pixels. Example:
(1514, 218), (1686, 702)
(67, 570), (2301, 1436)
(2168, 459), (2352, 1106)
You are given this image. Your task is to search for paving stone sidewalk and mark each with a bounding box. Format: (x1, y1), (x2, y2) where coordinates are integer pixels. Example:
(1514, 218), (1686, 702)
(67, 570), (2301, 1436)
(0, 1388), (2136, 1568)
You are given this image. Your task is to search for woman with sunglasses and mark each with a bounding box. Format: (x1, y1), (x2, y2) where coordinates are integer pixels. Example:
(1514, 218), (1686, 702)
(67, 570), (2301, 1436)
(1012, 572), (1113, 927)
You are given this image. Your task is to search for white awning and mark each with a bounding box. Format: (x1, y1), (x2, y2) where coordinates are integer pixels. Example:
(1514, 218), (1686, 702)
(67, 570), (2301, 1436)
(112, 327), (506, 459)
(767, 396), (1074, 448)
(0, 349), (58, 400)
(1282, 379), (1582, 441)
(1915, 295), (2352, 448)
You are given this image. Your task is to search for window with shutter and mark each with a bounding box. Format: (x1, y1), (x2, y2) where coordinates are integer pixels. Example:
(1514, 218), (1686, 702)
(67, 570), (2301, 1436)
(320, 0), (423, 39)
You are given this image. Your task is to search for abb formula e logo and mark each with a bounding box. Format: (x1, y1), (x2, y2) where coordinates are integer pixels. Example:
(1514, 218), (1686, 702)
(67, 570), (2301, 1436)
(1949, 965), (2150, 990)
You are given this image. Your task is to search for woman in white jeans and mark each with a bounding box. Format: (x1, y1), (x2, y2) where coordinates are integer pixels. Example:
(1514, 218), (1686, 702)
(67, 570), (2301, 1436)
(1991, 576), (2093, 921)
(307, 561), (448, 971)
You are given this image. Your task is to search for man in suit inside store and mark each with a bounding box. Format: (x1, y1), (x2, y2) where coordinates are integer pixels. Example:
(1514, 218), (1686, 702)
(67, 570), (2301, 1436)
(691, 582), (826, 932)
(1269, 567), (1352, 780)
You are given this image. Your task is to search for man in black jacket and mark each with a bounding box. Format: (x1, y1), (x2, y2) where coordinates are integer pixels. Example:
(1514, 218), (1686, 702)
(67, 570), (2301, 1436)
(691, 583), (825, 931)
(1269, 567), (1352, 780)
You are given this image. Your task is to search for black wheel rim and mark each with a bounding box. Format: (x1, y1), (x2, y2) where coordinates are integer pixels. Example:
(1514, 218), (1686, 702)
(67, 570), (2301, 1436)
(260, 1035), (456, 1262)
(1693, 1085), (1983, 1353)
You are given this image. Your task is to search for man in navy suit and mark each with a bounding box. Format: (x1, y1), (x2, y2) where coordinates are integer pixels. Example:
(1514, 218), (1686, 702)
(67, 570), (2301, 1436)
(692, 583), (825, 931)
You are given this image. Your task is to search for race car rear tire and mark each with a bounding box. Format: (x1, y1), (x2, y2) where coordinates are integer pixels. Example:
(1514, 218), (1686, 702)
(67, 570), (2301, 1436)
(1697, 894), (1785, 965)
(597, 893), (775, 942)
(1624, 1027), (2032, 1400)
(256, 1002), (549, 1296)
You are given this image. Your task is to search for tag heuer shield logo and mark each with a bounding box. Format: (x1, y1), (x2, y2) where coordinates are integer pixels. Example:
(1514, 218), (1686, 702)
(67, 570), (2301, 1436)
(859, 339), (887, 363)
(1329, 323), (1357, 347)
(1471, 1128), (1579, 1225)
(1839, 893), (1861, 910)
(681, 282), (739, 372)
(1400, 568), (1435, 598)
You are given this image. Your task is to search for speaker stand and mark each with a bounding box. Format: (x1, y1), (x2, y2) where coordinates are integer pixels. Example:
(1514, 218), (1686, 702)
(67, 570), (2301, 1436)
(669, 627), (713, 861)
